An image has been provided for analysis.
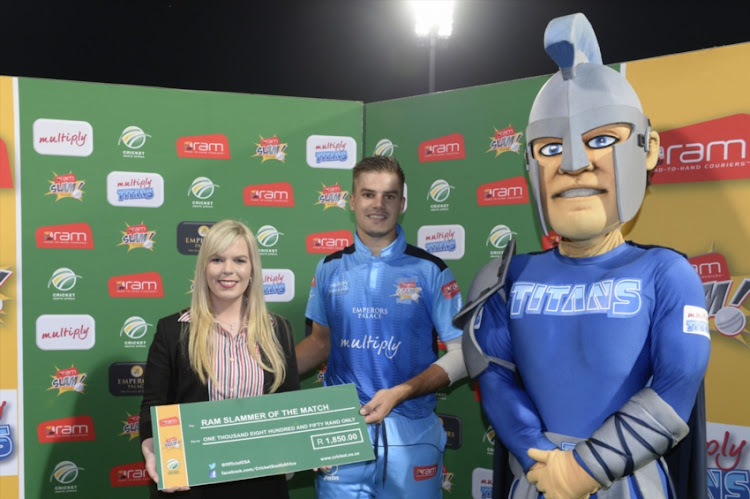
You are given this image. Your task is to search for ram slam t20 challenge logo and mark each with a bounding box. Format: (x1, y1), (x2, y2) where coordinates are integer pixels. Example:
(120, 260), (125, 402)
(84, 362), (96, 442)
(46, 171), (85, 201)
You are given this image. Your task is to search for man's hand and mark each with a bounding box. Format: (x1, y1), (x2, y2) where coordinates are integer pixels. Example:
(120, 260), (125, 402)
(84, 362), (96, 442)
(526, 448), (599, 499)
(141, 437), (191, 493)
(359, 386), (407, 424)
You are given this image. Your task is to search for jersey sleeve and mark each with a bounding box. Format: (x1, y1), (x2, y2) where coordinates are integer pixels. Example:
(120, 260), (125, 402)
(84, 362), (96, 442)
(649, 255), (711, 420)
(304, 259), (329, 327)
(430, 265), (463, 342)
(475, 292), (556, 472)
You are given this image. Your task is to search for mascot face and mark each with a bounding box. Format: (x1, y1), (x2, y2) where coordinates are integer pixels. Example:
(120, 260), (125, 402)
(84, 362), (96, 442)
(531, 123), (632, 241)
(524, 14), (659, 241)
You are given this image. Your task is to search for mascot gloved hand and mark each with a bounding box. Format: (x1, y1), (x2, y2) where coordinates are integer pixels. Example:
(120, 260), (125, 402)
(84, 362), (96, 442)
(527, 448), (599, 499)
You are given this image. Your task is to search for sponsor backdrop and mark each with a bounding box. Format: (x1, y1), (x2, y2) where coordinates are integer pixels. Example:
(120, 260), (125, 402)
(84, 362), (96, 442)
(0, 41), (748, 498)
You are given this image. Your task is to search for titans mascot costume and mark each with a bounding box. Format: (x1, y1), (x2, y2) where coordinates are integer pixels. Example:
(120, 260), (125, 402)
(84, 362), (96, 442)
(456, 13), (711, 499)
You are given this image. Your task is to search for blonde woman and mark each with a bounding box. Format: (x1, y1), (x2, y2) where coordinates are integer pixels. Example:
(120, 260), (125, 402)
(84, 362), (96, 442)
(140, 219), (299, 497)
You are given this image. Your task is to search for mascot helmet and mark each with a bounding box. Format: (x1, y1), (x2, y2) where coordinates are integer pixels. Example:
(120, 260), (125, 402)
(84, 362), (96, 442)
(525, 13), (652, 236)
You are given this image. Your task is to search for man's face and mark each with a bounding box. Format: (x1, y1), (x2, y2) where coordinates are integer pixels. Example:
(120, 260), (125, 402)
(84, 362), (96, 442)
(532, 123), (632, 241)
(350, 171), (404, 244)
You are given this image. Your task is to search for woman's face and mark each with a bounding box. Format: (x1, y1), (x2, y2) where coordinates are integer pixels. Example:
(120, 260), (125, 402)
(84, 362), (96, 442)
(205, 237), (252, 307)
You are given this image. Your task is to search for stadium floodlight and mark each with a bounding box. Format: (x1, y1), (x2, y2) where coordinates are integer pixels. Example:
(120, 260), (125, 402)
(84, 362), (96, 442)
(410, 1), (455, 93)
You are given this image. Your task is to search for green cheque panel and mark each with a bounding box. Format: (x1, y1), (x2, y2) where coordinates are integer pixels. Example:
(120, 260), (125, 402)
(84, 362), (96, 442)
(151, 384), (374, 489)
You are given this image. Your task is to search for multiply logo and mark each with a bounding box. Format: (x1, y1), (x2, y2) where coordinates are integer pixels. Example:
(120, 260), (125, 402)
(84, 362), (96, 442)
(471, 467), (494, 499)
(36, 314), (95, 351)
(488, 125), (523, 157)
(417, 224), (465, 260)
(652, 114), (750, 184)
(49, 366), (87, 395)
(107, 171), (164, 208)
(118, 222), (157, 251)
(110, 461), (151, 487)
(108, 272), (164, 298)
(254, 135), (288, 162)
(35, 222), (94, 249)
(418, 133), (465, 163)
(707, 422), (750, 497)
(37, 415), (95, 443)
(243, 182), (295, 207)
(262, 269), (295, 303)
(46, 171), (86, 201)
(316, 183), (349, 210)
(476, 176), (529, 206)
(0, 398), (13, 462)
(118, 125), (150, 159)
(689, 252), (750, 340)
(0, 138), (12, 188)
(33, 118), (93, 157)
(177, 134), (231, 159)
(119, 413), (140, 440)
(305, 230), (353, 254)
(306, 135), (357, 169)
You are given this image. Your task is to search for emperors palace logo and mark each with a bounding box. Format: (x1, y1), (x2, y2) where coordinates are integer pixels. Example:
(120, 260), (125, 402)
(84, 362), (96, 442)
(419, 133), (465, 163)
(49, 366), (87, 395)
(254, 135), (288, 162)
(118, 222), (156, 251)
(35, 223), (94, 249)
(651, 114), (750, 184)
(488, 125), (523, 157)
(316, 183), (349, 210)
(46, 171), (85, 201)
(108, 272), (164, 298)
(689, 251), (750, 341)
(177, 134), (231, 159)
(392, 279), (422, 303)
(243, 182), (294, 207)
(477, 177), (529, 206)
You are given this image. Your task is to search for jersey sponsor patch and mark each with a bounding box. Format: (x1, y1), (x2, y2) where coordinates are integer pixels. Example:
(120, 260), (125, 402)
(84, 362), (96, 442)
(441, 280), (460, 299)
(683, 305), (710, 338)
(413, 464), (438, 481)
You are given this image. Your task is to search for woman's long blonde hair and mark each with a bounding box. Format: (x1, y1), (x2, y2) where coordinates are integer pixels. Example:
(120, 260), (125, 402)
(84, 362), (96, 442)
(186, 219), (286, 392)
